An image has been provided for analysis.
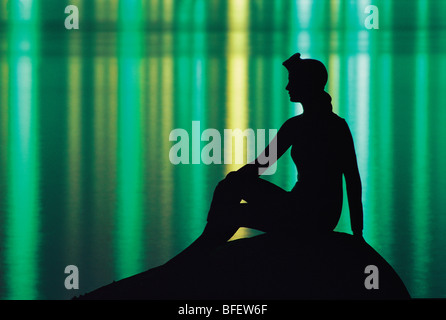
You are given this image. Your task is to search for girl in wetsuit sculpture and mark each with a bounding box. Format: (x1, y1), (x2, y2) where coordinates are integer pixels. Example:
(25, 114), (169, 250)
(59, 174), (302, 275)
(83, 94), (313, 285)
(168, 53), (364, 265)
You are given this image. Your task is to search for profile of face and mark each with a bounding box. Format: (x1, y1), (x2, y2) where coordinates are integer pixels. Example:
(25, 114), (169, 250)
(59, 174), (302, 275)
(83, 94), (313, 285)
(283, 54), (328, 103)
(285, 72), (319, 103)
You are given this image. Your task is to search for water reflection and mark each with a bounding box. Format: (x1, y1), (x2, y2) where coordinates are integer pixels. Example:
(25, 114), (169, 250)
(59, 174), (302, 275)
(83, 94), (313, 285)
(115, 0), (144, 279)
(5, 2), (40, 299)
(66, 28), (82, 266)
(0, 0), (446, 299)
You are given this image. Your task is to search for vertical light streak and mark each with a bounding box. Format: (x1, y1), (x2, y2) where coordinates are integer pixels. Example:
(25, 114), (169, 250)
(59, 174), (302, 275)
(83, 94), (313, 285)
(163, 0), (173, 26)
(145, 1), (161, 263)
(272, 0), (289, 187)
(115, 0), (144, 279)
(288, 0), (312, 97)
(287, 1), (306, 198)
(107, 59), (118, 167)
(328, 54), (340, 114)
(411, 53), (430, 297)
(328, 52), (350, 233)
(411, 0), (430, 296)
(149, 0), (175, 263)
(7, 56), (40, 300)
(226, 0), (249, 171)
(147, 0), (159, 25)
(288, 0), (299, 53)
(343, 2), (371, 234)
(296, 0), (312, 29)
(93, 55), (105, 218)
(171, 0), (211, 253)
(0, 54), (9, 173)
(289, 0), (318, 111)
(329, 0), (341, 29)
(91, 0), (117, 274)
(226, 0), (248, 142)
(328, 0), (341, 114)
(95, 0), (117, 23)
(329, 0), (355, 234)
(189, 0), (207, 237)
(367, 0), (394, 261)
(1, 0), (8, 21)
(375, 54), (394, 253)
(5, 0), (40, 299)
(348, 28), (370, 236)
(146, 54), (161, 258)
(0, 12), (8, 288)
(66, 24), (82, 261)
(433, 56), (446, 258)
(355, 48), (371, 237)
(226, 0), (249, 240)
(158, 53), (174, 262)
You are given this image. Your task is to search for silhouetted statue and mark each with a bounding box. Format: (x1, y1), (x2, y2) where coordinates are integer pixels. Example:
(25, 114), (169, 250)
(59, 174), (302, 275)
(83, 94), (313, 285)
(77, 54), (411, 300)
(166, 53), (364, 267)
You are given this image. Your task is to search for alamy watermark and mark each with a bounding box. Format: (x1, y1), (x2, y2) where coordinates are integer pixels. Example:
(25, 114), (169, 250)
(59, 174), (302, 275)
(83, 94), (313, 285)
(61, 4), (379, 30)
(169, 121), (278, 175)
(364, 264), (379, 290)
(64, 5), (79, 30)
(364, 5), (379, 30)
(64, 265), (79, 290)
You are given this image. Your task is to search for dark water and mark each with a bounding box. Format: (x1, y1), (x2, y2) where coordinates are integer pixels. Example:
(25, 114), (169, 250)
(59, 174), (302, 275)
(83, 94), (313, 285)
(1, 0), (446, 299)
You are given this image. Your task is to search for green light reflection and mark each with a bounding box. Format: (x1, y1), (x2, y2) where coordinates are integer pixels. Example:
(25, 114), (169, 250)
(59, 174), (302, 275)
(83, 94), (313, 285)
(411, 0), (431, 295)
(115, 0), (144, 279)
(5, 0), (40, 299)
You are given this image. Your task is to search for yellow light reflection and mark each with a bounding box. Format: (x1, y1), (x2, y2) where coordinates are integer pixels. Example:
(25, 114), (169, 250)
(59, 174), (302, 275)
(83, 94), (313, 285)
(329, 0), (341, 28)
(1, 0), (7, 21)
(146, 55), (159, 225)
(66, 31), (82, 260)
(147, 0), (160, 25)
(1, 60), (8, 166)
(328, 54), (340, 114)
(226, 0), (250, 240)
(91, 27), (117, 275)
(159, 54), (174, 262)
(95, 0), (117, 22)
(226, 0), (248, 171)
(163, 0), (173, 25)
